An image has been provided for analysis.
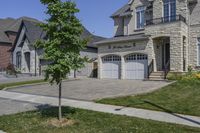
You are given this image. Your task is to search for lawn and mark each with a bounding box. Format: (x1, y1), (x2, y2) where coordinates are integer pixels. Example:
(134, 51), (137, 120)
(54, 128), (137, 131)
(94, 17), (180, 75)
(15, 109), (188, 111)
(0, 107), (200, 133)
(0, 79), (46, 90)
(96, 79), (200, 117)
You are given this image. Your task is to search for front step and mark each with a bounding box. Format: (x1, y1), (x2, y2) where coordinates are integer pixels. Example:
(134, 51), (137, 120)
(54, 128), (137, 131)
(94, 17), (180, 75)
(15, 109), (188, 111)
(149, 71), (166, 81)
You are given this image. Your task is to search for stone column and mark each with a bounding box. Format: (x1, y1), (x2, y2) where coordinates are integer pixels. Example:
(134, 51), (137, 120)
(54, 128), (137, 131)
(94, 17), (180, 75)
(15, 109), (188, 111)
(98, 55), (102, 79)
(120, 55), (125, 80)
(170, 36), (183, 72)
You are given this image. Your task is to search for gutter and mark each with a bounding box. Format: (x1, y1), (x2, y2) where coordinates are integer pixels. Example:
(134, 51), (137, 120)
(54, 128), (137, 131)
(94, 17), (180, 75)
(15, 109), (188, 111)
(94, 37), (148, 45)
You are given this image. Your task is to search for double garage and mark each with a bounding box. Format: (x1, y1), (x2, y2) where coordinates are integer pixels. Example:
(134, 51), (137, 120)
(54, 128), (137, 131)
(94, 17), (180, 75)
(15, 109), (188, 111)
(101, 53), (148, 80)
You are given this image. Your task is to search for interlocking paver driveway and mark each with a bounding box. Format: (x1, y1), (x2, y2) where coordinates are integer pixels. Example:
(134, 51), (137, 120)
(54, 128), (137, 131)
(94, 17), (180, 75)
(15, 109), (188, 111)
(7, 78), (171, 101)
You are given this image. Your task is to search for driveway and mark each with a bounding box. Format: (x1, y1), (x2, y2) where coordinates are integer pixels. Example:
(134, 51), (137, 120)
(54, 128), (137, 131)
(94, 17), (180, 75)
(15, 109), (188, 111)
(7, 78), (171, 101)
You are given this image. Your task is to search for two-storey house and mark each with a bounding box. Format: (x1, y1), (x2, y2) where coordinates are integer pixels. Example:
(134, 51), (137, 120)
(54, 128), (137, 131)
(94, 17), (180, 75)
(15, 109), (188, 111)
(95, 0), (200, 80)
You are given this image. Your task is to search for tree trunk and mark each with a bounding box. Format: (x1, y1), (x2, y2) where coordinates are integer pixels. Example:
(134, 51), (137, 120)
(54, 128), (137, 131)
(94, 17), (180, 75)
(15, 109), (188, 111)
(74, 70), (77, 79)
(58, 80), (62, 121)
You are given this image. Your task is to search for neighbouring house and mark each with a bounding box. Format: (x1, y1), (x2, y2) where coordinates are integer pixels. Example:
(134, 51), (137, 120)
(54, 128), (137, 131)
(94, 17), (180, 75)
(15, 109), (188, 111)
(95, 0), (200, 80)
(0, 18), (18, 71)
(0, 17), (42, 71)
(11, 19), (105, 77)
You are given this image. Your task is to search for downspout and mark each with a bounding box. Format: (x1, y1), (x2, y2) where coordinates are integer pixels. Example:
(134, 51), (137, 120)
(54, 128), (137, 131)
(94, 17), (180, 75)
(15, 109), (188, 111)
(187, 0), (191, 71)
(35, 46), (37, 76)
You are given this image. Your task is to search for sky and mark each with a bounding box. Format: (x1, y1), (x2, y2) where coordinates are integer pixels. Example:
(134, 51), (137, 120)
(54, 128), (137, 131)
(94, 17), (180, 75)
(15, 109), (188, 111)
(0, 0), (128, 38)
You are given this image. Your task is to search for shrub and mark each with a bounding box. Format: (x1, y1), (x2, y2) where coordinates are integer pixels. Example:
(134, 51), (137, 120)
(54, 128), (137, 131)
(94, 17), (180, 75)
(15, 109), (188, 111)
(167, 72), (184, 80)
(6, 64), (18, 76)
(195, 73), (200, 79)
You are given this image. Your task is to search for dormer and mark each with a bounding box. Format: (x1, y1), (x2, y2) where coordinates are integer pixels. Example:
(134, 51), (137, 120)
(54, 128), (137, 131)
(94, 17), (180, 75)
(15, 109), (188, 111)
(111, 4), (132, 37)
(111, 0), (152, 37)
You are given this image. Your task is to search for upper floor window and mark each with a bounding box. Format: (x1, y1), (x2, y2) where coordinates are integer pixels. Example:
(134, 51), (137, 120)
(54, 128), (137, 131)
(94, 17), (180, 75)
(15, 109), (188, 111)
(198, 38), (200, 66)
(163, 0), (176, 22)
(136, 6), (145, 29)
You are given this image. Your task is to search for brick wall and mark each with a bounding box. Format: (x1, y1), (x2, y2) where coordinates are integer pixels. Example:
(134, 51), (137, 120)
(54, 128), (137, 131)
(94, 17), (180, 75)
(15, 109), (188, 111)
(0, 43), (12, 70)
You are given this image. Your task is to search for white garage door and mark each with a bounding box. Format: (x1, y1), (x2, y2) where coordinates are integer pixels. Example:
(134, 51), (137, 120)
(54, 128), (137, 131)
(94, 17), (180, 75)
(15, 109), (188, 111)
(125, 54), (148, 80)
(102, 55), (121, 79)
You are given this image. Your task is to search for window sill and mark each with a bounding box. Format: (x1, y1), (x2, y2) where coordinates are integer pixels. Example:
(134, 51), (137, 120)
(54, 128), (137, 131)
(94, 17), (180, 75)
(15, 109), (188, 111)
(134, 29), (145, 32)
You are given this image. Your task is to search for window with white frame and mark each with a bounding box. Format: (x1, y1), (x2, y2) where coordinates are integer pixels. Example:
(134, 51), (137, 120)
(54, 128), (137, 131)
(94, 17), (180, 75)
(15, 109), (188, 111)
(136, 6), (145, 29)
(198, 38), (200, 66)
(163, 0), (176, 22)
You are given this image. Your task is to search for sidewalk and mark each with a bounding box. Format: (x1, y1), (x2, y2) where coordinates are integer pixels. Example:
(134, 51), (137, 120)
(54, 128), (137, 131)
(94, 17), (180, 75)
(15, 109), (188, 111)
(0, 90), (200, 128)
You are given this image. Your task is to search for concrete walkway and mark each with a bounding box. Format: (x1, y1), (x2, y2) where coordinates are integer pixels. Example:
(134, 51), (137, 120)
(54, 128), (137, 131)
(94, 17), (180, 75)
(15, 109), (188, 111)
(0, 76), (43, 84)
(0, 91), (200, 128)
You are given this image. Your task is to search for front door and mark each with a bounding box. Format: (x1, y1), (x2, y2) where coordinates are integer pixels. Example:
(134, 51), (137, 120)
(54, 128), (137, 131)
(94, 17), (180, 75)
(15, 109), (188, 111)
(162, 43), (170, 69)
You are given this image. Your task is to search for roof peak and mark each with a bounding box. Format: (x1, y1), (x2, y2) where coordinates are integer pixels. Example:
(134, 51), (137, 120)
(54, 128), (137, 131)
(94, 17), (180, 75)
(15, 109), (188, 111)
(128, 0), (134, 4)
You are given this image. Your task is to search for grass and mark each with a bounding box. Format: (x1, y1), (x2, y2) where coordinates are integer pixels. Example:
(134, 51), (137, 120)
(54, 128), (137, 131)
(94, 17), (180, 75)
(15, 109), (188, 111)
(0, 79), (46, 90)
(96, 79), (200, 117)
(0, 107), (200, 133)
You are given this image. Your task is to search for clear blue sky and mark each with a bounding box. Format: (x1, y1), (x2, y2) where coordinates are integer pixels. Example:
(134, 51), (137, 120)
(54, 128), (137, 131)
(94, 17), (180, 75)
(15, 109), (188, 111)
(0, 0), (128, 38)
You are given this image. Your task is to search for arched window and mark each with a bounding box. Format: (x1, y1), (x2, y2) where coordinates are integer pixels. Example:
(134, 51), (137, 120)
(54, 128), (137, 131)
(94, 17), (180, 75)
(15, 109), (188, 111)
(163, 0), (176, 22)
(16, 52), (21, 69)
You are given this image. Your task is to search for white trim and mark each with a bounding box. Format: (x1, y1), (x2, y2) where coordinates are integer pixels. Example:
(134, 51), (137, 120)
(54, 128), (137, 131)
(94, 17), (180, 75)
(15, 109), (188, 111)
(135, 6), (145, 30)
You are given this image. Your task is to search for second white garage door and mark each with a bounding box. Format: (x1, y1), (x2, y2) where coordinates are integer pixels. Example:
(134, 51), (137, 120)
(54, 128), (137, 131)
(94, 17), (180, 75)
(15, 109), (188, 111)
(102, 55), (121, 79)
(125, 54), (148, 80)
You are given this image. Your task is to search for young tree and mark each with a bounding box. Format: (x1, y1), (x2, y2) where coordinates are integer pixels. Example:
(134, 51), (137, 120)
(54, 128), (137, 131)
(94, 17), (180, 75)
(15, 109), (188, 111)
(37, 0), (87, 120)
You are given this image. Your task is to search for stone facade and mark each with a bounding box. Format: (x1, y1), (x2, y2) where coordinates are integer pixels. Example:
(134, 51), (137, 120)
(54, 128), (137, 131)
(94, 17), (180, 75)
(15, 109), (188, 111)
(97, 0), (200, 79)
(13, 27), (40, 75)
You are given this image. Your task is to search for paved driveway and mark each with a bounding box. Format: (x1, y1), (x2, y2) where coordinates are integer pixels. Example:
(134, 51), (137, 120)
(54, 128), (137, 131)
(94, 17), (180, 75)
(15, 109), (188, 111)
(7, 78), (171, 101)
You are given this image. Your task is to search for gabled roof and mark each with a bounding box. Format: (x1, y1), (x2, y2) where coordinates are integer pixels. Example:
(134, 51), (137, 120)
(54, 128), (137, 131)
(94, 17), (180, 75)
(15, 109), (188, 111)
(23, 20), (46, 44)
(111, 4), (132, 18)
(10, 19), (45, 52)
(6, 17), (40, 33)
(11, 17), (106, 52)
(0, 17), (41, 44)
(0, 18), (16, 43)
